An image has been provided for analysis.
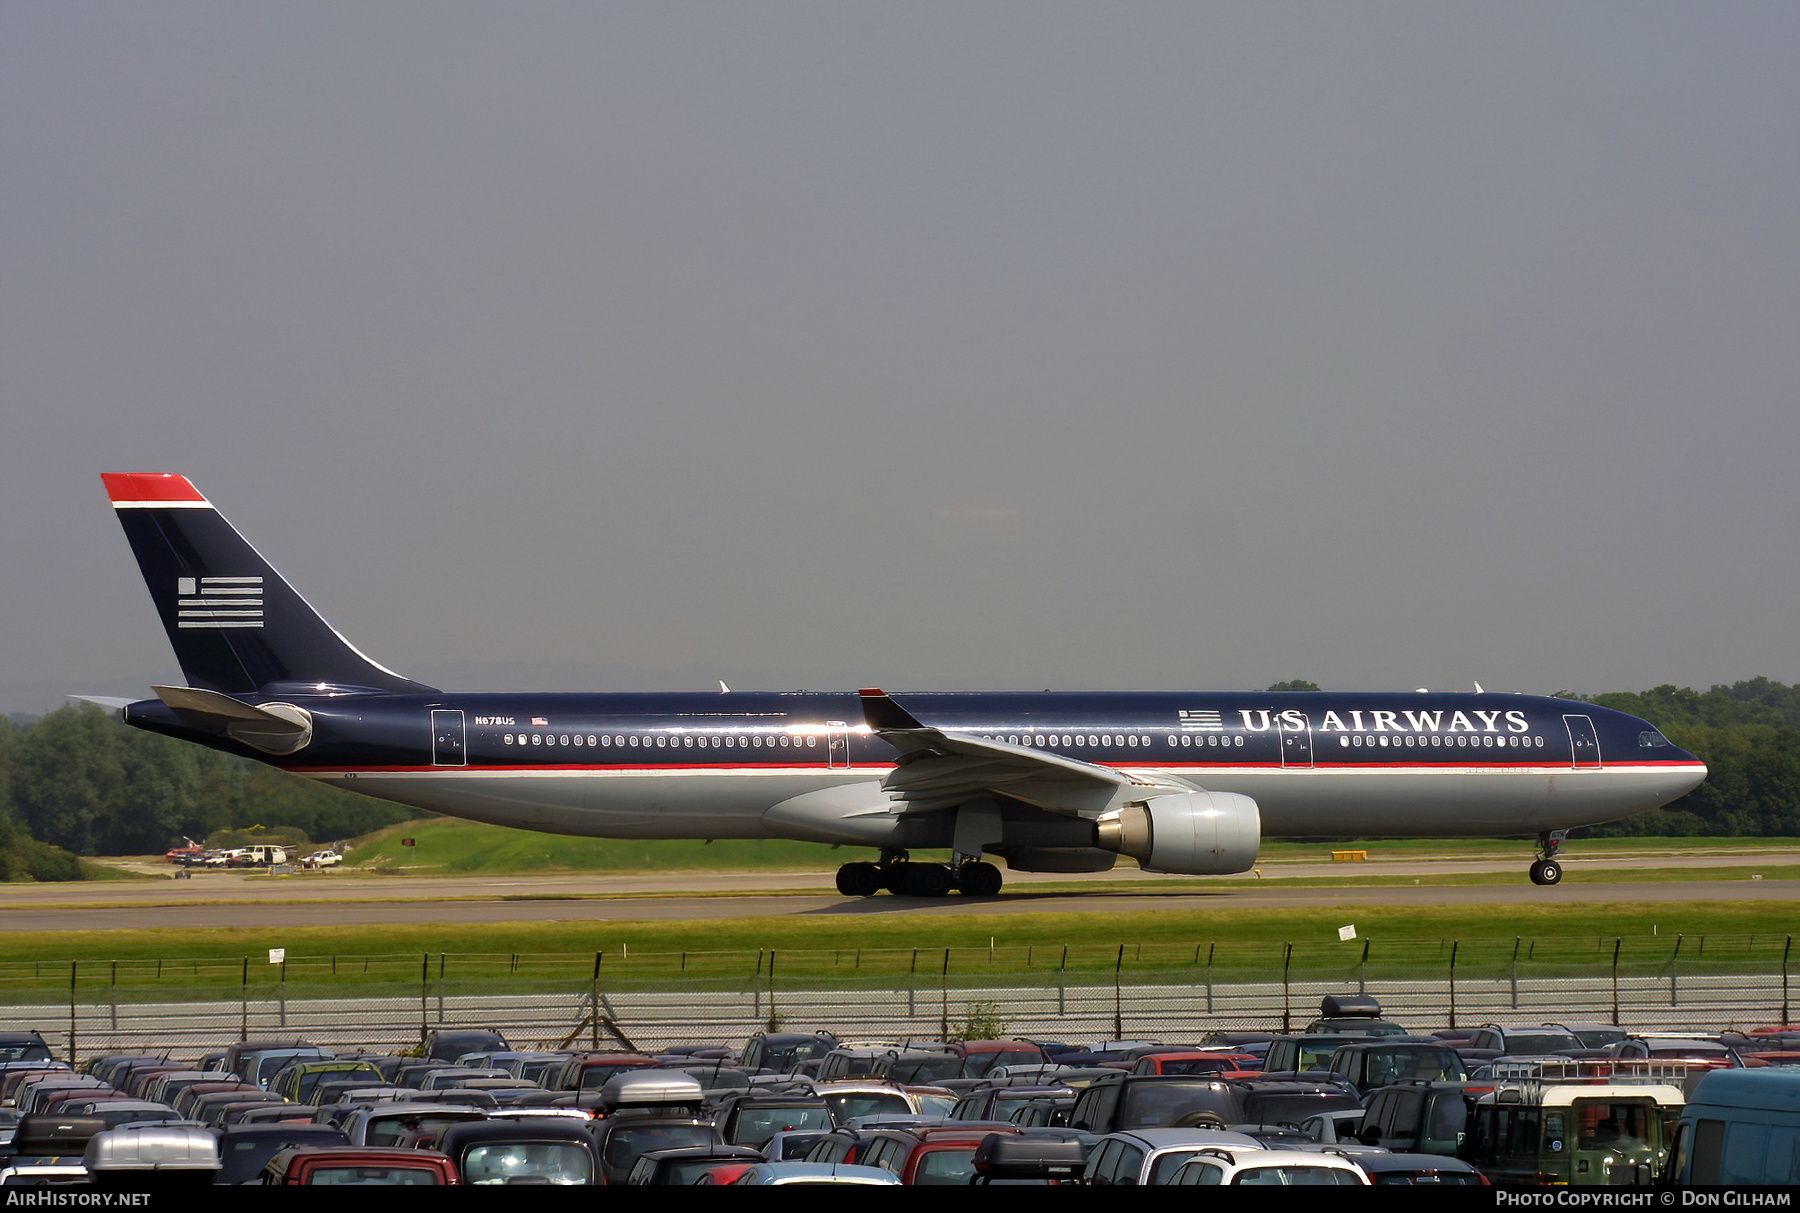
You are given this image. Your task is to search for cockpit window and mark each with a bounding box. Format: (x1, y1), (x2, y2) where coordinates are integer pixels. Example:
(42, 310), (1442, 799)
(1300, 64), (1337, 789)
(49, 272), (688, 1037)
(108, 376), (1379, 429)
(1638, 730), (1671, 748)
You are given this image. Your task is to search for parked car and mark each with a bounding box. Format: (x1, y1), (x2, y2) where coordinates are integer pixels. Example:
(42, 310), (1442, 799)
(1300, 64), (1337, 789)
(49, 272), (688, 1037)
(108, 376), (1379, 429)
(258, 1146), (459, 1185)
(1082, 1127), (1263, 1186)
(1166, 1146), (1370, 1185)
(435, 1119), (601, 1186)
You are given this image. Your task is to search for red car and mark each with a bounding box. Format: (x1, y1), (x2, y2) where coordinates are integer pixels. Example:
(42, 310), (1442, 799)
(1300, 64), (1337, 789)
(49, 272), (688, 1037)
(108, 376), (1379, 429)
(259, 1146), (460, 1185)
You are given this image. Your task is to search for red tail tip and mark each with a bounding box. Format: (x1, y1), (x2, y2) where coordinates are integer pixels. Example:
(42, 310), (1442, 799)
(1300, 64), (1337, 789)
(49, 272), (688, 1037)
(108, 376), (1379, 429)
(102, 473), (208, 505)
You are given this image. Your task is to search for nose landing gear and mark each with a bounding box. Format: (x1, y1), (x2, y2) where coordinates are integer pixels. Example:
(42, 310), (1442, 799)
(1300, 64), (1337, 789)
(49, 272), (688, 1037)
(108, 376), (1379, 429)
(1529, 830), (1567, 886)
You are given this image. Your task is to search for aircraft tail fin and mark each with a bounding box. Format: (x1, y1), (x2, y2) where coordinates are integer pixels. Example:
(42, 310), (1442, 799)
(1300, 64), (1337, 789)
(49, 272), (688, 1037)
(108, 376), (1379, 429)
(103, 473), (436, 697)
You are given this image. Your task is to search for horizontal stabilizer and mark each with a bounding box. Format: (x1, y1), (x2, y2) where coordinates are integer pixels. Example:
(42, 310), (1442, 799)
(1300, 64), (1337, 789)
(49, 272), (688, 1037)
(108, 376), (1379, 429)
(152, 685), (314, 755)
(66, 695), (138, 717)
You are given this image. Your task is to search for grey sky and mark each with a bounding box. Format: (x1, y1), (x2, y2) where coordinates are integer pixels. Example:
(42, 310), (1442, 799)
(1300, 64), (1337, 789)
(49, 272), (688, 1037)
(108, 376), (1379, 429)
(3, 3), (1797, 715)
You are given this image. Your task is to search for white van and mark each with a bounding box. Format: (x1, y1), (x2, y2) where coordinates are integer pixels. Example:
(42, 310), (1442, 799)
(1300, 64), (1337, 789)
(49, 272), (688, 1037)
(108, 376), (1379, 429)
(1664, 1068), (1800, 1185)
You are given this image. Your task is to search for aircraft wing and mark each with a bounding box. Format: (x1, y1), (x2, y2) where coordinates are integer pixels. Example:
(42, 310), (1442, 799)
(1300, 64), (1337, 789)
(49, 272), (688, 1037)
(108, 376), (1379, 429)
(858, 689), (1194, 816)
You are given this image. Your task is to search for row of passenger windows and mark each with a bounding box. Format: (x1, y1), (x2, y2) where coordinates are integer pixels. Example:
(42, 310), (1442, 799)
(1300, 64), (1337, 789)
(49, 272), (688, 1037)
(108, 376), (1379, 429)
(503, 733), (818, 749)
(1340, 733), (1544, 748)
(500, 729), (1549, 752)
(973, 732), (1546, 750)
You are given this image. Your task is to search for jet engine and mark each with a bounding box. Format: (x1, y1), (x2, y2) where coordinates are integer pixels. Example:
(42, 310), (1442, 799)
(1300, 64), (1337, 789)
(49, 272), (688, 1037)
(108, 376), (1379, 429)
(1096, 790), (1260, 875)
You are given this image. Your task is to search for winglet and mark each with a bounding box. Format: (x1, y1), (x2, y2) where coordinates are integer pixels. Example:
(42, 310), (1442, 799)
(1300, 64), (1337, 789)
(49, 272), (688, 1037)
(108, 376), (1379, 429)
(858, 688), (927, 733)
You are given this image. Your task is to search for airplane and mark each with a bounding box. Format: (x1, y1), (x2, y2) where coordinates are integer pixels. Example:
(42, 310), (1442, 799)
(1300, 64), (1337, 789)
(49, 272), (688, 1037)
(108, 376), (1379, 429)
(98, 472), (1707, 897)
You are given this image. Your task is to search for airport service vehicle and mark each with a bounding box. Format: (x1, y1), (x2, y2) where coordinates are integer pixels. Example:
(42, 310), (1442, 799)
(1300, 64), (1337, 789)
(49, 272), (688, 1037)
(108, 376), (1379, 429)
(98, 473), (1707, 896)
(1663, 1068), (1800, 1186)
(1460, 1082), (1683, 1185)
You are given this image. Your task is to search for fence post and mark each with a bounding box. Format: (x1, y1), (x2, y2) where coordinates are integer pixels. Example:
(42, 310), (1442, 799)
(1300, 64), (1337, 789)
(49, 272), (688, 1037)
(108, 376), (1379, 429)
(1205, 943), (1215, 1014)
(939, 949), (950, 1040)
(1359, 939), (1370, 995)
(419, 952), (428, 1047)
(279, 957), (287, 1028)
(768, 950), (778, 1030)
(1113, 945), (1125, 1040)
(592, 952), (602, 1050)
(1281, 944), (1293, 1032)
(110, 960), (117, 1032)
(1620, 935), (1634, 1022)
(1510, 937), (1521, 1010)
(436, 953), (446, 1025)
(67, 961), (76, 1067)
(1447, 942), (1459, 1030)
(1671, 935), (1684, 1008)
(1784, 936), (1793, 1027)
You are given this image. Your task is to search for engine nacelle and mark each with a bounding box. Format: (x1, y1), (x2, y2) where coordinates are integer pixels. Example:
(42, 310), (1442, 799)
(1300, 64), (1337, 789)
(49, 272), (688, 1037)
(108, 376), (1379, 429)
(1096, 791), (1260, 875)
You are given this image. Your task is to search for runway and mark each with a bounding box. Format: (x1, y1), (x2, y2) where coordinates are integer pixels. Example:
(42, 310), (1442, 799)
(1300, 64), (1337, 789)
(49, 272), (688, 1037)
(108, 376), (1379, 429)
(0, 848), (1793, 930)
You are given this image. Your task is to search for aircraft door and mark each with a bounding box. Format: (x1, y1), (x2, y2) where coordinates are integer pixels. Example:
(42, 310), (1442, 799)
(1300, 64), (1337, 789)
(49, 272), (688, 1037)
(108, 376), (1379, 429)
(1563, 715), (1602, 769)
(431, 710), (467, 767)
(1279, 712), (1313, 768)
(826, 722), (851, 770)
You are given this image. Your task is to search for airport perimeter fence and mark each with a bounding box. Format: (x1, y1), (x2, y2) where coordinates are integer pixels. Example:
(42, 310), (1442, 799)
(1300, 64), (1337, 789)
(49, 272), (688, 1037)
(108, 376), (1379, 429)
(0, 933), (1791, 1062)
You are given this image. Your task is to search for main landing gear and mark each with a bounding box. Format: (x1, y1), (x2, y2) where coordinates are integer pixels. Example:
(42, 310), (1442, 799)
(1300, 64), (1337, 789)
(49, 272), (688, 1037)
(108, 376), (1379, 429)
(834, 852), (1004, 898)
(1529, 830), (1566, 886)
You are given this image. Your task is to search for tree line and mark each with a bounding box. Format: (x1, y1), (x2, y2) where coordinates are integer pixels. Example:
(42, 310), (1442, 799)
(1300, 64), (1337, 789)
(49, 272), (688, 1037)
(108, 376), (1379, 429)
(0, 704), (415, 868)
(0, 679), (1794, 879)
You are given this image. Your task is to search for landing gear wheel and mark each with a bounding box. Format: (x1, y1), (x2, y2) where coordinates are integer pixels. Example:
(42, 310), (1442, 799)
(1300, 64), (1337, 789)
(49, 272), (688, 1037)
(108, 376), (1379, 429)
(957, 862), (1003, 897)
(1529, 859), (1564, 886)
(897, 862), (953, 897)
(836, 862), (882, 897)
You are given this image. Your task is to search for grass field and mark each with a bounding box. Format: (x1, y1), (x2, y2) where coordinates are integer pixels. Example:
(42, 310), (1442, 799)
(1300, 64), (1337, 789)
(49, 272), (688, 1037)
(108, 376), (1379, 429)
(1, 902), (1791, 981)
(341, 818), (1800, 874)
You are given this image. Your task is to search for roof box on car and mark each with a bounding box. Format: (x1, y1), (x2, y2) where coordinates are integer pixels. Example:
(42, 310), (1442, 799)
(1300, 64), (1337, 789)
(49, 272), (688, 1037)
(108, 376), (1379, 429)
(971, 1133), (1088, 1181)
(599, 1070), (704, 1113)
(1319, 994), (1381, 1019)
(84, 1125), (221, 1171)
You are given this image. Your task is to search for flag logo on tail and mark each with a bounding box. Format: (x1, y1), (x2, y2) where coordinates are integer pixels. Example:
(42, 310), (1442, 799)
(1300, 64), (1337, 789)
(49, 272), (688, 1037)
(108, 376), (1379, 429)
(177, 576), (264, 629)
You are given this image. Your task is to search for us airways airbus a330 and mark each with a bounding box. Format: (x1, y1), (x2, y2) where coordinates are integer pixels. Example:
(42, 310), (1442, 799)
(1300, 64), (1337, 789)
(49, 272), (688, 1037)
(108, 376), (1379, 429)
(97, 473), (1706, 897)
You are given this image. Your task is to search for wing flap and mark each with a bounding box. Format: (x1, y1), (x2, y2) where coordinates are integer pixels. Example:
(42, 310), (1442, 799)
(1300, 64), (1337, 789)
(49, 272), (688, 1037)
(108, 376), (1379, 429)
(858, 689), (1192, 816)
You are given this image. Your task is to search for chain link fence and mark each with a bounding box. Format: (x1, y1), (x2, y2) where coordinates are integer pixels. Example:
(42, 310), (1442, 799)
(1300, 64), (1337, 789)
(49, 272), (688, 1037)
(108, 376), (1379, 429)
(1, 934), (1791, 1062)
